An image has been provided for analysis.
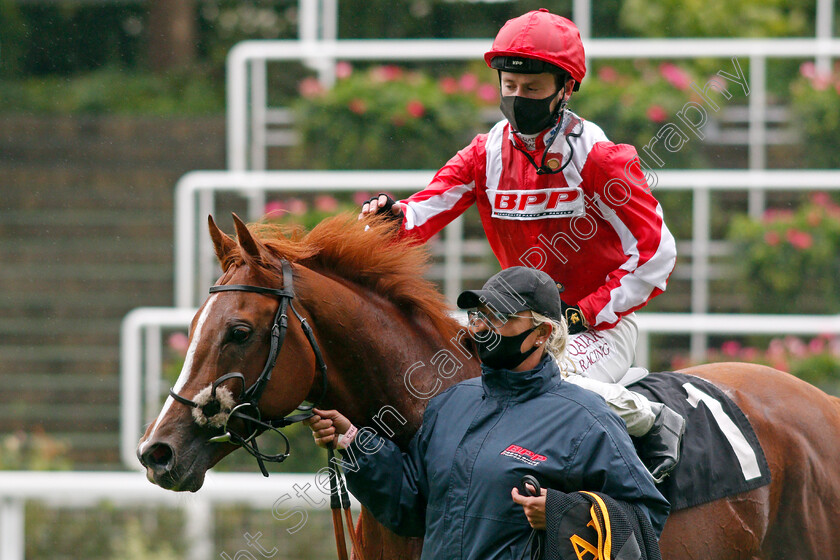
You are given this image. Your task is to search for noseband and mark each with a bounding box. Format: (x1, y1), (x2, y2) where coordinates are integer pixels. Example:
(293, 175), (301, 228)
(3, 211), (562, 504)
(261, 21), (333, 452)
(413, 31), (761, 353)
(169, 259), (328, 476)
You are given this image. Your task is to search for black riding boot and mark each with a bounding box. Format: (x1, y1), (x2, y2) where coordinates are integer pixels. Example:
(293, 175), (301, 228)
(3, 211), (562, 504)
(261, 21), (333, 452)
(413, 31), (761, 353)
(638, 403), (685, 483)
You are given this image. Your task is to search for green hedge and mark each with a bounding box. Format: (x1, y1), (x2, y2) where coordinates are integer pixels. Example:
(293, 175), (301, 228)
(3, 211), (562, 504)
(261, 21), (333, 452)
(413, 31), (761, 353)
(728, 192), (840, 314)
(790, 62), (840, 168)
(292, 64), (497, 170)
(0, 68), (224, 115)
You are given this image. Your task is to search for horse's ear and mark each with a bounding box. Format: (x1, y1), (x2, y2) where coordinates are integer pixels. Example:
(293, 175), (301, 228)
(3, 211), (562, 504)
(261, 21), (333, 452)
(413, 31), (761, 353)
(232, 213), (263, 260)
(208, 215), (236, 270)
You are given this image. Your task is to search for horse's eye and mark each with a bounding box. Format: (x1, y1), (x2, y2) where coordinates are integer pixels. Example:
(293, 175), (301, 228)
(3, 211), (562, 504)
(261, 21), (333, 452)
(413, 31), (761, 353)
(230, 326), (251, 343)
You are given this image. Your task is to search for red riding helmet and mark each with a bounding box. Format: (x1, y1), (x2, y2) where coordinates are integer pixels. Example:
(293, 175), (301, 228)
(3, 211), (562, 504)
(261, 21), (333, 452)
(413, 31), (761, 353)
(484, 9), (586, 91)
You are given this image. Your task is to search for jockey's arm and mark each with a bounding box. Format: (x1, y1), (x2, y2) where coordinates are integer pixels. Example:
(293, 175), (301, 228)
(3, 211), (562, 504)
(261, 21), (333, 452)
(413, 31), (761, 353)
(357, 137), (481, 244)
(575, 146), (677, 330)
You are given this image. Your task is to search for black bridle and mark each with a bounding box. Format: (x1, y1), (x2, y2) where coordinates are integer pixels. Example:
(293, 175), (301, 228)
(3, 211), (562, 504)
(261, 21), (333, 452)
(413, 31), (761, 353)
(169, 259), (328, 477)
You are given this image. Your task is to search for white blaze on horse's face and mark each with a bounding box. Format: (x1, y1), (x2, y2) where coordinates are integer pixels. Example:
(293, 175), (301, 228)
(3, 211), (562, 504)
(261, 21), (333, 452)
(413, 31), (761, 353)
(138, 294), (218, 454)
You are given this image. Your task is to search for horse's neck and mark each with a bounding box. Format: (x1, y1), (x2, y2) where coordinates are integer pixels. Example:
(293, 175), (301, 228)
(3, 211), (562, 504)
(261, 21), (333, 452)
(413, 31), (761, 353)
(300, 268), (480, 447)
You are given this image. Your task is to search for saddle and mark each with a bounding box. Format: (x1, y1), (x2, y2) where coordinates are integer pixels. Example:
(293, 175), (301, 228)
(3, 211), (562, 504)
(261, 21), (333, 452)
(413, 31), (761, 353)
(628, 371), (772, 510)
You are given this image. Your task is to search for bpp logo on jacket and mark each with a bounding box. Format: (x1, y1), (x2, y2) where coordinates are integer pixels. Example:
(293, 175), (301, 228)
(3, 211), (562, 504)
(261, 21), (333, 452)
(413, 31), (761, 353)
(487, 187), (585, 220)
(501, 444), (547, 466)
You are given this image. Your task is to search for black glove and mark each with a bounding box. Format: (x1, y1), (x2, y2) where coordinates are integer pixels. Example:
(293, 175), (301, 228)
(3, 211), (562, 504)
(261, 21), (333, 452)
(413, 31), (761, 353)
(365, 193), (405, 225)
(561, 302), (588, 335)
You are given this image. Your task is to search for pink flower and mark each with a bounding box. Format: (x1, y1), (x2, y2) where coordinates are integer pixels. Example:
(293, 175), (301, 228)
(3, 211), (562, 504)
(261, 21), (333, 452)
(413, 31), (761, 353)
(670, 355), (691, 371)
(740, 347), (760, 362)
(477, 83), (499, 104)
(646, 105), (667, 123)
(168, 332), (190, 356)
(786, 229), (813, 250)
(828, 336), (840, 357)
(763, 231), (780, 246)
(800, 61), (817, 79)
(314, 195), (339, 213)
(806, 209), (822, 227)
(808, 337), (826, 354)
(335, 61), (353, 79)
(298, 77), (324, 98)
(406, 100), (425, 118)
(811, 191), (832, 206)
(287, 198), (308, 216)
(659, 63), (691, 90)
(348, 98), (367, 115)
(762, 208), (794, 223)
(811, 74), (831, 91)
(597, 66), (619, 83)
(809, 192), (840, 215)
(353, 191), (373, 206)
(784, 336), (807, 358)
(459, 73), (479, 92)
(439, 77), (459, 94)
(264, 200), (287, 217)
(371, 65), (402, 82)
(769, 358), (790, 372)
(721, 340), (741, 357)
(767, 338), (786, 359)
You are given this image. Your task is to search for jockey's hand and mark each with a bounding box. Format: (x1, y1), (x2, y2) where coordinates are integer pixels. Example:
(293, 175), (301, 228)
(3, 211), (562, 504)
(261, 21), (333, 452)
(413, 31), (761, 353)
(561, 302), (589, 335)
(358, 193), (405, 224)
(511, 484), (548, 530)
(305, 409), (353, 449)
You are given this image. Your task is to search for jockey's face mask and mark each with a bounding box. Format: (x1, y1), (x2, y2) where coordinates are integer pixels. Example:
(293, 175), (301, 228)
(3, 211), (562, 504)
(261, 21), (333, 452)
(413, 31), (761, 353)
(500, 90), (563, 135)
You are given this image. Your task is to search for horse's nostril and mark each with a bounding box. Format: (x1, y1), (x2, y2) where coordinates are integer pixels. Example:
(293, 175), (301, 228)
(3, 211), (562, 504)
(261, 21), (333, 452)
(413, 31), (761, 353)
(141, 442), (175, 473)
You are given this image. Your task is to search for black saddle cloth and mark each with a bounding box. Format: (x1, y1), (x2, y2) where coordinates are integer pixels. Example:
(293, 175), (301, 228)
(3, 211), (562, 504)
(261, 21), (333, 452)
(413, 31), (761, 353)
(629, 371), (772, 511)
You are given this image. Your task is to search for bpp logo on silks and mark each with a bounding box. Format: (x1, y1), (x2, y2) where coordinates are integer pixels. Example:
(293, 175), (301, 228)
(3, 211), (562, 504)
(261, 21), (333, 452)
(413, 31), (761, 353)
(487, 187), (586, 220)
(501, 444), (547, 466)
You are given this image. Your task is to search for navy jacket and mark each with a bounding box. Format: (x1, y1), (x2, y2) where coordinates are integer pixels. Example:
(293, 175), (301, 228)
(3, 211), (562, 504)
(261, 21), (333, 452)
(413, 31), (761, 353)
(341, 356), (670, 560)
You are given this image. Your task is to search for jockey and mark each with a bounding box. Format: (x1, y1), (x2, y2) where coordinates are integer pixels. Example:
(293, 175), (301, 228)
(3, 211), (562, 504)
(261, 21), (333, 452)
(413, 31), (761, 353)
(360, 9), (684, 482)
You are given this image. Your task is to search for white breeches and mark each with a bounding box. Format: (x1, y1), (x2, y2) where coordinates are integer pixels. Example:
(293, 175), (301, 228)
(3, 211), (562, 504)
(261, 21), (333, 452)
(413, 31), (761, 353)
(555, 313), (657, 436)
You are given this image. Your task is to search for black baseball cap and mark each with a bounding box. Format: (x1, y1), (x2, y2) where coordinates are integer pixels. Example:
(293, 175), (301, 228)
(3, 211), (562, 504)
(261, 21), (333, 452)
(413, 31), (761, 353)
(457, 266), (563, 322)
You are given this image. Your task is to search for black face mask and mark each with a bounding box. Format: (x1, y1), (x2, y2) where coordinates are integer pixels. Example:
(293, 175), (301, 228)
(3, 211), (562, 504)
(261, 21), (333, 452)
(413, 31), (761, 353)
(475, 325), (539, 370)
(500, 91), (560, 135)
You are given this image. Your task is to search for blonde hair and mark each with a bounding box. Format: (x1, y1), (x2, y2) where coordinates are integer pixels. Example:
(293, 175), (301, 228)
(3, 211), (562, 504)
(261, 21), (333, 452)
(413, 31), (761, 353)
(530, 311), (568, 362)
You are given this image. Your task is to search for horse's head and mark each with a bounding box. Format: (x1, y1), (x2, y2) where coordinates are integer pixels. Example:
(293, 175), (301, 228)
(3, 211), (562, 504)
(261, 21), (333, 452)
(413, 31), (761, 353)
(137, 215), (322, 491)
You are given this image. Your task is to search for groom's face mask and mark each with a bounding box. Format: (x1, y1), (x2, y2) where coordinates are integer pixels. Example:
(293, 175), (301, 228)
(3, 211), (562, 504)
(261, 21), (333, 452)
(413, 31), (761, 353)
(468, 309), (540, 370)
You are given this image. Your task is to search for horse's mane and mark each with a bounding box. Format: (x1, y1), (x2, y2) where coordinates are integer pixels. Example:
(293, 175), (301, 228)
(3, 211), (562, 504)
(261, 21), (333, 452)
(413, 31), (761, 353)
(226, 213), (459, 336)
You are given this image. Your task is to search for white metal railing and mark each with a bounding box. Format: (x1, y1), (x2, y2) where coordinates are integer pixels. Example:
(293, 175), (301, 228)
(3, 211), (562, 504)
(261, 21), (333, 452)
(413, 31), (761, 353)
(120, 308), (840, 473)
(120, 307), (198, 469)
(634, 313), (840, 367)
(300, 0), (836, 72)
(0, 471), (358, 560)
(227, 37), (840, 173)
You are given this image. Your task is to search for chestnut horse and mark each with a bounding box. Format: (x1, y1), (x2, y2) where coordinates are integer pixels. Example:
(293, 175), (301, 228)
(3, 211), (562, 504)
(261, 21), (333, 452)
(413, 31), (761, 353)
(138, 214), (840, 559)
